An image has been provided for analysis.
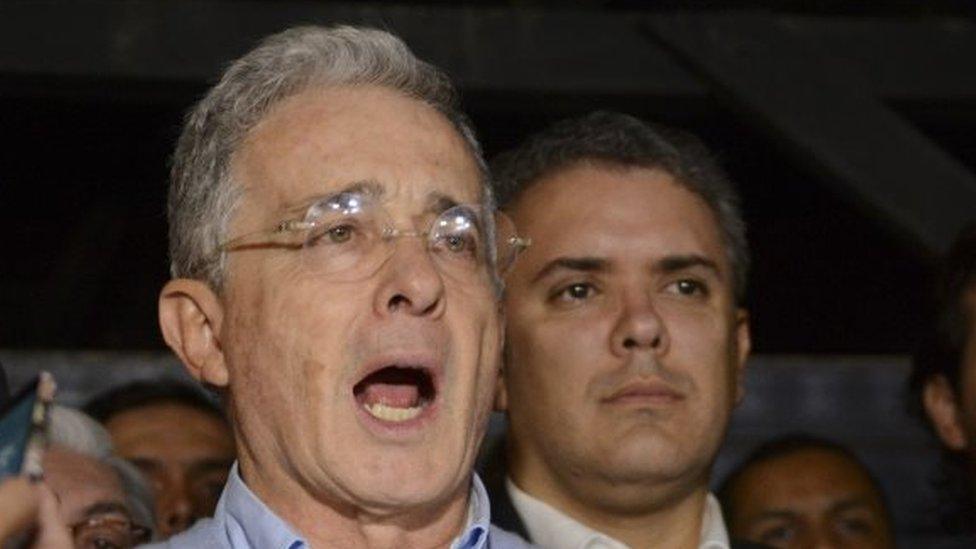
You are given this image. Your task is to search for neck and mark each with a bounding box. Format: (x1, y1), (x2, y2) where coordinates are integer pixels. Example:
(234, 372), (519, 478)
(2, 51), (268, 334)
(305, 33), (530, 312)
(572, 488), (707, 549)
(239, 458), (472, 549)
(509, 449), (709, 549)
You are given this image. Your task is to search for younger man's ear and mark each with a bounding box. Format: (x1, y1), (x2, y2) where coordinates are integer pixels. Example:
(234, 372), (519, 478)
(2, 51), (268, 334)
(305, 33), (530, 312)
(158, 279), (230, 388)
(923, 374), (969, 451)
(733, 308), (752, 404)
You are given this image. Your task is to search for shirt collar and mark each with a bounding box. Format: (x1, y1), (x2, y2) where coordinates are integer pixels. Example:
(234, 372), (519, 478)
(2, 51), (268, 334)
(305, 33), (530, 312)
(453, 473), (492, 549)
(218, 462), (492, 549)
(507, 477), (730, 549)
(699, 494), (731, 549)
(220, 463), (307, 549)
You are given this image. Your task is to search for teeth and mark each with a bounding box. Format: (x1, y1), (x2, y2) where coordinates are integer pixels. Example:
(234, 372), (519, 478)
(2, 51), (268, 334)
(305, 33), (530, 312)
(364, 402), (423, 422)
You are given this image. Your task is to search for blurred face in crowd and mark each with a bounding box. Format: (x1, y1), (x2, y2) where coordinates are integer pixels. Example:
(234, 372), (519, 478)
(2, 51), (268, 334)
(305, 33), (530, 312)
(724, 448), (894, 549)
(44, 447), (148, 549)
(160, 85), (503, 518)
(924, 286), (976, 465)
(498, 163), (750, 509)
(105, 401), (235, 538)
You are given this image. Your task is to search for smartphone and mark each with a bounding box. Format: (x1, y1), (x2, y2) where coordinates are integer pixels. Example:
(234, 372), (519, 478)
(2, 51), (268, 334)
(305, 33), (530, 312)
(0, 373), (53, 480)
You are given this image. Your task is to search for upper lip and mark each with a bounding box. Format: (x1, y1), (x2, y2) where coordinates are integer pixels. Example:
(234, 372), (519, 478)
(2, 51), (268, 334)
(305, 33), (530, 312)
(601, 379), (685, 403)
(352, 351), (443, 392)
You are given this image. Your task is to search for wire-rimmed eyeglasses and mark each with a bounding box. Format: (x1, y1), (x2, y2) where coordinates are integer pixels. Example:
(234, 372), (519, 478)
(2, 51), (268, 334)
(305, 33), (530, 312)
(219, 191), (529, 283)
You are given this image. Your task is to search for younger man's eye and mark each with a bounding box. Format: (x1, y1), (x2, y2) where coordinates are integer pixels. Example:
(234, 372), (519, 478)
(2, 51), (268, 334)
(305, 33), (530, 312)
(552, 282), (596, 303)
(666, 279), (708, 297)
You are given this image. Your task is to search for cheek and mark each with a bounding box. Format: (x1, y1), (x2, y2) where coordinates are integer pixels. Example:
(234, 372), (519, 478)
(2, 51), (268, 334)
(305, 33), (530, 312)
(666, 310), (736, 391)
(505, 310), (606, 405)
(224, 279), (362, 416)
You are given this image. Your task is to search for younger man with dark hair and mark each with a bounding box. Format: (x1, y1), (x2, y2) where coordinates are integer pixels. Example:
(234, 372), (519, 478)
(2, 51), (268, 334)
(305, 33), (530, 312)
(487, 111), (759, 548)
(85, 379), (235, 539)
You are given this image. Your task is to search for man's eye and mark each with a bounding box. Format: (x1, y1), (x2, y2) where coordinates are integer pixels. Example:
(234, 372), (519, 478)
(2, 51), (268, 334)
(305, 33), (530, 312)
(307, 221), (361, 247)
(758, 525), (795, 544)
(326, 224), (354, 243)
(837, 517), (874, 535)
(553, 283), (595, 302)
(665, 279), (707, 297)
(437, 231), (478, 255)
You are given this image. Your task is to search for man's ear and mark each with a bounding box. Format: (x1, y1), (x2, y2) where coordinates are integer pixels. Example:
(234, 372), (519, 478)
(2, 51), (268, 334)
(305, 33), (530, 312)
(733, 308), (752, 404)
(494, 370), (509, 412)
(494, 344), (510, 412)
(158, 279), (230, 388)
(923, 375), (968, 451)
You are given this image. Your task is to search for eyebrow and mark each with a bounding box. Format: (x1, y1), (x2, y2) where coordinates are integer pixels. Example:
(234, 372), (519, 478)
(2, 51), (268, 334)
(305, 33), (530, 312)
(286, 181), (463, 217)
(425, 191), (461, 215)
(81, 501), (131, 519)
(831, 497), (874, 514)
(532, 256), (610, 284)
(531, 253), (720, 285)
(283, 180), (385, 216)
(745, 510), (800, 526)
(656, 254), (721, 276)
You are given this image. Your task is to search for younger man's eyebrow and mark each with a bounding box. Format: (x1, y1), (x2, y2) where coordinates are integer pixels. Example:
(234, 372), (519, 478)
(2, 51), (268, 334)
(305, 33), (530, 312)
(532, 256), (610, 284)
(656, 254), (720, 276)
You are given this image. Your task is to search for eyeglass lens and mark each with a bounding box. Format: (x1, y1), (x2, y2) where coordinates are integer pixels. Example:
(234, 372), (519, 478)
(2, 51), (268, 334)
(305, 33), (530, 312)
(300, 193), (518, 282)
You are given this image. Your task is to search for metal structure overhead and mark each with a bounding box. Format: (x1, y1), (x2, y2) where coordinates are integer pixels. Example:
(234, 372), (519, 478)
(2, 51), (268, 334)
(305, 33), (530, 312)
(645, 11), (976, 253)
(1, 1), (974, 350)
(1, 2), (975, 99)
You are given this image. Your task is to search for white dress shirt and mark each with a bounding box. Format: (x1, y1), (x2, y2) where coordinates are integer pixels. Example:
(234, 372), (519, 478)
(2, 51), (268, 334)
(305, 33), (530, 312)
(506, 478), (730, 549)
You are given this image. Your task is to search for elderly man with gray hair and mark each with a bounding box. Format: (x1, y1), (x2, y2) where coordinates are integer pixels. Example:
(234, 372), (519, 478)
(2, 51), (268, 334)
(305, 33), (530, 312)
(149, 24), (530, 549)
(45, 405), (155, 548)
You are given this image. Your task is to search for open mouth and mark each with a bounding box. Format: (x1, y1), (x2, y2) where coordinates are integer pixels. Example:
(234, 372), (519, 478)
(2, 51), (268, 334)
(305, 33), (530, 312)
(353, 365), (436, 423)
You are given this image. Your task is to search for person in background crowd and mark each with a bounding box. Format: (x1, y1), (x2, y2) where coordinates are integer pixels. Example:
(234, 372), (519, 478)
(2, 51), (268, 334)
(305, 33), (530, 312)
(911, 222), (976, 533)
(43, 405), (154, 548)
(146, 24), (530, 548)
(718, 434), (895, 549)
(85, 379), (234, 538)
(484, 111), (762, 548)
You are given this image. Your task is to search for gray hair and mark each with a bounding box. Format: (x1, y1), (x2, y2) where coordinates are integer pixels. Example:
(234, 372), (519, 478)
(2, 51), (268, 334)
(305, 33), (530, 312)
(491, 111), (750, 303)
(169, 25), (491, 288)
(47, 404), (114, 460)
(47, 406), (157, 538)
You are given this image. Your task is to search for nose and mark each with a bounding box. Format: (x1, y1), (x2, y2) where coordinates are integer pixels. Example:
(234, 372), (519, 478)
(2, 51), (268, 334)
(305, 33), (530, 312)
(157, 480), (194, 537)
(609, 290), (668, 357)
(373, 238), (446, 317)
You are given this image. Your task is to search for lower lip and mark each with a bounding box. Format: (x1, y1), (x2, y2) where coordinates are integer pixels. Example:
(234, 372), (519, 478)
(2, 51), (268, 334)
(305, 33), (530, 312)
(604, 393), (682, 407)
(354, 396), (441, 437)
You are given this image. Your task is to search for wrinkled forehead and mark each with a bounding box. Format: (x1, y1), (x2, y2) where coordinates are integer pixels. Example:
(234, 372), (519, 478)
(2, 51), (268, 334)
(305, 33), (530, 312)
(231, 85), (485, 228)
(284, 178), (483, 221)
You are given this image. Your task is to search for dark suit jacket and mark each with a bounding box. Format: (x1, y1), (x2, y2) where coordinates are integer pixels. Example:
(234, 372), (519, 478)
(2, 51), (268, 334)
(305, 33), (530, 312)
(479, 440), (771, 549)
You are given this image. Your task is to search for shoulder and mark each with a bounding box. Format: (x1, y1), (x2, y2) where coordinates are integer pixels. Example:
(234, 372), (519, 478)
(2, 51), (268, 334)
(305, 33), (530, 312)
(489, 524), (537, 548)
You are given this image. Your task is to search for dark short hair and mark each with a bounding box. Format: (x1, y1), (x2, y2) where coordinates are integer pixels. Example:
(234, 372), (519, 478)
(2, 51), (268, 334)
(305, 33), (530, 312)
(717, 433), (890, 527)
(83, 378), (226, 425)
(491, 110), (749, 303)
(908, 222), (976, 533)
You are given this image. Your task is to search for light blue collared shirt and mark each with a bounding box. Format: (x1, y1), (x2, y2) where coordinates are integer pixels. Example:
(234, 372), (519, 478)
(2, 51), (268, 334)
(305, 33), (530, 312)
(141, 463), (532, 549)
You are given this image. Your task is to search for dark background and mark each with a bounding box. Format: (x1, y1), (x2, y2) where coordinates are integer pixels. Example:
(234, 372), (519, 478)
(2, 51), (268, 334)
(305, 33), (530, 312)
(2, 1), (975, 354)
(2, 2), (976, 542)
